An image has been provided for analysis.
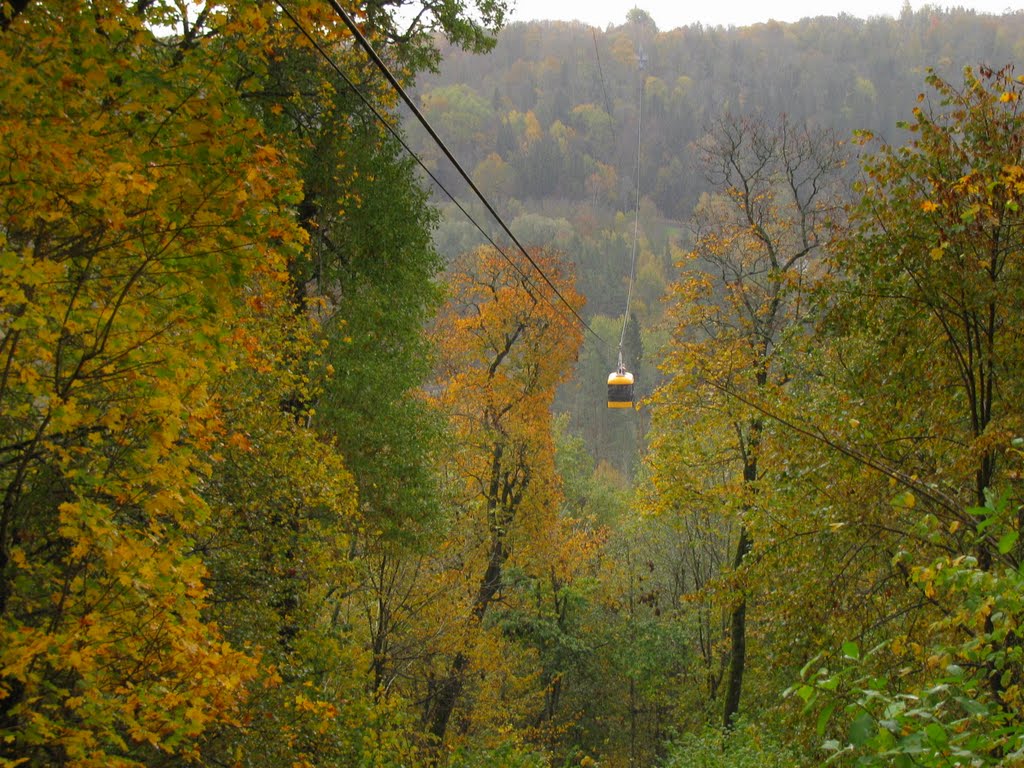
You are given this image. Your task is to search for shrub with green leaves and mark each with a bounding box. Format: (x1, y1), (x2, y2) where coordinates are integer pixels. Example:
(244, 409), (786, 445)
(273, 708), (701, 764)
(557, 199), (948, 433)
(659, 721), (801, 768)
(794, 494), (1024, 766)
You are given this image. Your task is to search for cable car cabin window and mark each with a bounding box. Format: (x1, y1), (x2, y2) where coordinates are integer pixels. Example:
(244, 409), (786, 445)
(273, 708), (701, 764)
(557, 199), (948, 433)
(607, 370), (634, 409)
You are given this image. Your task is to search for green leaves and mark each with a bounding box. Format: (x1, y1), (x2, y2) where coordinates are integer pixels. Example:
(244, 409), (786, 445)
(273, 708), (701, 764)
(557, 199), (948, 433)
(998, 529), (1019, 555)
(775, 66), (1024, 766)
(842, 641), (861, 661)
(848, 711), (875, 747)
(799, 497), (1024, 766)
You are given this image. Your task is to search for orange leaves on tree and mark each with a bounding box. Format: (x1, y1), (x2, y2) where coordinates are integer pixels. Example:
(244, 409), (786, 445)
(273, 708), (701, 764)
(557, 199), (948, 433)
(422, 245), (584, 745)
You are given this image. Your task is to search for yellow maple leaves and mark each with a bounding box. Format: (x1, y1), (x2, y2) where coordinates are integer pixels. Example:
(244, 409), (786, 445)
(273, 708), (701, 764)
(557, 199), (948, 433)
(0, 0), (323, 761)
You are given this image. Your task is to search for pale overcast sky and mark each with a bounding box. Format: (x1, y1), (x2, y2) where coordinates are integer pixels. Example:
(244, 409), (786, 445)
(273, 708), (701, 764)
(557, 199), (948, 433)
(507, 0), (1023, 29)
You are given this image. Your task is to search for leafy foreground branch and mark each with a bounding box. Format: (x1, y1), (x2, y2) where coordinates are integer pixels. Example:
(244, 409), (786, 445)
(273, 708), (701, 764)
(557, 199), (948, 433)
(794, 491), (1024, 766)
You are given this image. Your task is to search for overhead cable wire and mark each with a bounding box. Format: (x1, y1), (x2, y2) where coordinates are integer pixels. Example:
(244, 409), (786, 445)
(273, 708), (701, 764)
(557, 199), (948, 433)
(618, 54), (644, 363)
(275, 0), (547, 305)
(274, 7), (605, 351)
(700, 378), (964, 518)
(591, 29), (618, 151)
(323, 0), (608, 346)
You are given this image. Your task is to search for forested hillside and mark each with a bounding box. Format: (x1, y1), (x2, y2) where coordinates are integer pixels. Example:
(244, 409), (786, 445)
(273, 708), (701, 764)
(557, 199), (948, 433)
(409, 6), (1024, 474)
(2, 1), (1023, 767)
(418, 7), (1024, 222)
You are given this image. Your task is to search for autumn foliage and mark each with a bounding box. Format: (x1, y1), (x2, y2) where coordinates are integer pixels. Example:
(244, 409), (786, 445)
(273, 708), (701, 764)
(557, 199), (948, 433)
(424, 245), (584, 750)
(0, 0), (403, 763)
(7, 0), (1024, 763)
(0, 1), (306, 764)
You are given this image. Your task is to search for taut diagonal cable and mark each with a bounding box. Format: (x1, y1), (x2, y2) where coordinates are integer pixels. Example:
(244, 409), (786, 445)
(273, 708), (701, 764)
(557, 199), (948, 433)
(326, 0), (608, 346)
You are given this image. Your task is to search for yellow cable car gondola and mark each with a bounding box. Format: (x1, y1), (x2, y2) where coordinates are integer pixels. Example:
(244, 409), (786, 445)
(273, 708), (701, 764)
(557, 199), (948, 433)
(607, 364), (634, 409)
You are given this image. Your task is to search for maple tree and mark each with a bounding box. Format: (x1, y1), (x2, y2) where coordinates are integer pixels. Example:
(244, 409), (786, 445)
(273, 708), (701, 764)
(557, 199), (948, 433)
(0, 0), (504, 761)
(0, 0), (313, 762)
(424, 245), (583, 749)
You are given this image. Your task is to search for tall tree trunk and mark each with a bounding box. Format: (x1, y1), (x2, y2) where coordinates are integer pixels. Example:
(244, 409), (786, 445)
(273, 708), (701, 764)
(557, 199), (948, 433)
(427, 441), (522, 747)
(426, 531), (507, 744)
(427, 652), (469, 744)
(723, 416), (760, 728)
(722, 524), (752, 728)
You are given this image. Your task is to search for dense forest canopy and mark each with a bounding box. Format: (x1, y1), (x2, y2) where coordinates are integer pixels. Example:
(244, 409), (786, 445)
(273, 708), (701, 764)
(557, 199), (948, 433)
(416, 6), (1024, 218)
(2, 1), (1023, 767)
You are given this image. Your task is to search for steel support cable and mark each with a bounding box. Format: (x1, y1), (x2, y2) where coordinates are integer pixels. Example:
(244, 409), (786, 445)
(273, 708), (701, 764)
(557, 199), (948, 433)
(275, 0), (551, 310)
(618, 65), (644, 369)
(325, 0), (608, 346)
(591, 29), (618, 151)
